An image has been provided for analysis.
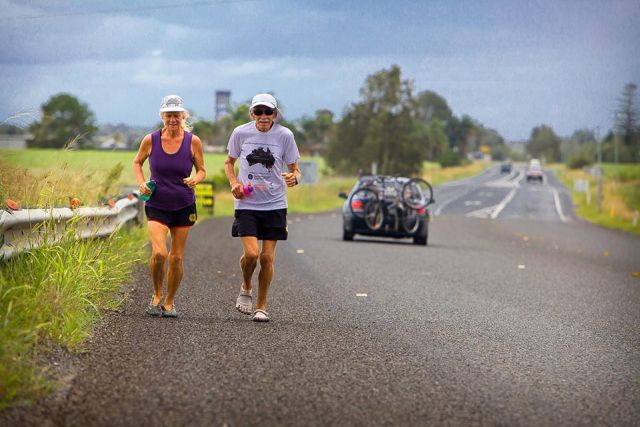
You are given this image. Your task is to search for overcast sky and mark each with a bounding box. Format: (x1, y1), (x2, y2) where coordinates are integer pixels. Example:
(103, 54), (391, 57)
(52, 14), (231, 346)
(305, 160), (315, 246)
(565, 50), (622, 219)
(1, 0), (638, 141)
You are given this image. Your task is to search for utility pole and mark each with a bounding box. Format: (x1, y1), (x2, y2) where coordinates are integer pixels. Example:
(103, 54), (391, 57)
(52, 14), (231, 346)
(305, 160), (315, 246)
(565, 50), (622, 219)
(595, 127), (602, 213)
(614, 112), (621, 164)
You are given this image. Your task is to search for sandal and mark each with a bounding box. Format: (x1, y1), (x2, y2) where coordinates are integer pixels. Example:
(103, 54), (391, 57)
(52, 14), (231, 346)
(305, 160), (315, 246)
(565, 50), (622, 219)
(252, 309), (270, 322)
(235, 286), (253, 315)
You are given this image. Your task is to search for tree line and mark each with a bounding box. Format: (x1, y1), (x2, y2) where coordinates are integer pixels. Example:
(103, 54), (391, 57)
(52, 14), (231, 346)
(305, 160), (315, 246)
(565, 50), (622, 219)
(526, 83), (640, 166)
(12, 67), (639, 173)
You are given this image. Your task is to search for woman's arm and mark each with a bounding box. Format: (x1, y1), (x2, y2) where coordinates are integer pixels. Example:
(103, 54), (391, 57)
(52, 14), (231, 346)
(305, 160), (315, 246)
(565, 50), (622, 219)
(184, 135), (206, 188)
(132, 134), (152, 193)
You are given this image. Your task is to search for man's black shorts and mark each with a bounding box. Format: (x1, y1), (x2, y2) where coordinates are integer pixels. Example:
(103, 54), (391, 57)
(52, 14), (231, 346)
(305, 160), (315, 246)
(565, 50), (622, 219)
(145, 203), (197, 228)
(232, 209), (288, 240)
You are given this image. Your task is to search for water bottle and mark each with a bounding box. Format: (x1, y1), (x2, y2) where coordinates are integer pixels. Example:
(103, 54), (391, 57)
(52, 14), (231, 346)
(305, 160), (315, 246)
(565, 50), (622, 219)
(243, 182), (254, 196)
(139, 180), (156, 201)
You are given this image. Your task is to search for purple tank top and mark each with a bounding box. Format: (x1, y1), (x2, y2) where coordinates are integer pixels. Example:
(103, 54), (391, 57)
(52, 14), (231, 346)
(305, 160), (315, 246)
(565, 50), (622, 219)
(145, 130), (196, 211)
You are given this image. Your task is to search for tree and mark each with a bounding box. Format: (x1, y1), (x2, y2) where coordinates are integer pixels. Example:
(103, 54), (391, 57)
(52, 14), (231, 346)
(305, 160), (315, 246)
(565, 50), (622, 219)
(424, 119), (449, 161)
(526, 125), (561, 162)
(326, 65), (424, 175)
(27, 93), (98, 149)
(414, 90), (453, 124)
(298, 109), (335, 155)
(191, 119), (219, 147)
(445, 115), (478, 159)
(413, 91), (454, 163)
(562, 129), (596, 168)
(614, 82), (639, 162)
(326, 104), (370, 174)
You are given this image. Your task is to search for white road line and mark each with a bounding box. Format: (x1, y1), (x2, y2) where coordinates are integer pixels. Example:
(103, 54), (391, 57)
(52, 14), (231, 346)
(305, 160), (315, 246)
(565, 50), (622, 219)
(552, 187), (570, 223)
(490, 185), (518, 219)
(436, 168), (522, 217)
(466, 205), (497, 218)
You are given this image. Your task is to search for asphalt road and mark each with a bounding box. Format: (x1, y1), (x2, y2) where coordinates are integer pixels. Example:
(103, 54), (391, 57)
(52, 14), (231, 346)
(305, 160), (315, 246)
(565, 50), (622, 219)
(434, 164), (574, 222)
(4, 167), (640, 426)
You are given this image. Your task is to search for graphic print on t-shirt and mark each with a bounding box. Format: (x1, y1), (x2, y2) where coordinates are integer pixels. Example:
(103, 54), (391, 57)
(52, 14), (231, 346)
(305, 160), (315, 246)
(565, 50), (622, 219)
(246, 147), (276, 170)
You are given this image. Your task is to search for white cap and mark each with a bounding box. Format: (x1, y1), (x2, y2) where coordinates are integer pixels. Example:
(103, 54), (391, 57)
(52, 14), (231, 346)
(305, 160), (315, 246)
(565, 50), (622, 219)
(250, 93), (277, 109)
(250, 93), (282, 122)
(159, 94), (186, 113)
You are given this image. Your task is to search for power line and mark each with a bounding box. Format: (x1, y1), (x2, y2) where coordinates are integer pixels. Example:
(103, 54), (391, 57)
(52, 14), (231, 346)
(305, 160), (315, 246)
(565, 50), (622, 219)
(0, 0), (257, 22)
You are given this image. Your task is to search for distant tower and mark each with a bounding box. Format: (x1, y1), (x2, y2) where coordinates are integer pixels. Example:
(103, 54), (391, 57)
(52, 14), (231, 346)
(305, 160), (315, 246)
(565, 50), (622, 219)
(215, 90), (231, 120)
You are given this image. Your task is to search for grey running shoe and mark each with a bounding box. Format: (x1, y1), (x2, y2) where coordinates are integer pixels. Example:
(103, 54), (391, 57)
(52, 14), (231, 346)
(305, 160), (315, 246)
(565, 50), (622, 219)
(145, 301), (162, 317)
(161, 305), (178, 318)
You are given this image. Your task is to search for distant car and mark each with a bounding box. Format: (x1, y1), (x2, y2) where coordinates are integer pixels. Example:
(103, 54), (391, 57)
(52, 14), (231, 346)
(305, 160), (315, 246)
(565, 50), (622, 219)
(500, 162), (513, 173)
(338, 175), (434, 245)
(526, 159), (544, 183)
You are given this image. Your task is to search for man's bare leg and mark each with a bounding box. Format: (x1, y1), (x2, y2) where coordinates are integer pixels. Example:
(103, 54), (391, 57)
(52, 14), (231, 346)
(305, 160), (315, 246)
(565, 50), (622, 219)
(256, 240), (277, 311)
(236, 236), (260, 314)
(240, 236), (260, 291)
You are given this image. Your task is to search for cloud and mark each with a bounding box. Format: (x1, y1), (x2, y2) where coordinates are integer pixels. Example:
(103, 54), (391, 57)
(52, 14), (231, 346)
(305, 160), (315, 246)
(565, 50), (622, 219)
(1, 0), (638, 140)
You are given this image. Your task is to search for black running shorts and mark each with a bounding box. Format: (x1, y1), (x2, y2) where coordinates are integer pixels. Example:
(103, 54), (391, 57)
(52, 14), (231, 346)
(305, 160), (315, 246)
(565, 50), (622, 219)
(145, 203), (197, 228)
(232, 208), (288, 240)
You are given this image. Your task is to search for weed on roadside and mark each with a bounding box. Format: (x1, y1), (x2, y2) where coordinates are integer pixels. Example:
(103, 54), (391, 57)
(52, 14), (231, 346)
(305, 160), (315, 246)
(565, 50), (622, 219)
(0, 221), (146, 409)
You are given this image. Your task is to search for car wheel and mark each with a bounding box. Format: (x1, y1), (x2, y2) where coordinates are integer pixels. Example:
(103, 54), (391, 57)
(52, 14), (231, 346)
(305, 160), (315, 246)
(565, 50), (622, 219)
(343, 229), (354, 241)
(413, 222), (428, 246)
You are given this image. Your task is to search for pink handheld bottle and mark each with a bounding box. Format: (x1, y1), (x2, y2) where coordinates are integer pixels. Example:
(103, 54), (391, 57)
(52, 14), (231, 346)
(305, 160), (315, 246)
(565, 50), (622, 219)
(243, 182), (254, 196)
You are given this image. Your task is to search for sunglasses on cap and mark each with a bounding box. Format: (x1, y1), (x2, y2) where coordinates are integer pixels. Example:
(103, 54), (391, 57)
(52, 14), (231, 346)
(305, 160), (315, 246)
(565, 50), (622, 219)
(252, 107), (274, 116)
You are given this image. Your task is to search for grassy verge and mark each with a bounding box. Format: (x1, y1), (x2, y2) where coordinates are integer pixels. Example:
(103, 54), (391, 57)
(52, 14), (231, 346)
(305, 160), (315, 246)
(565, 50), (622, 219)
(0, 222), (147, 409)
(553, 163), (640, 235)
(0, 155), (149, 409)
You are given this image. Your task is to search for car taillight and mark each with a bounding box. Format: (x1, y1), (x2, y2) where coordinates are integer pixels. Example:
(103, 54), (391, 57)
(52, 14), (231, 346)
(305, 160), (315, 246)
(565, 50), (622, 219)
(418, 208), (426, 215)
(351, 199), (364, 212)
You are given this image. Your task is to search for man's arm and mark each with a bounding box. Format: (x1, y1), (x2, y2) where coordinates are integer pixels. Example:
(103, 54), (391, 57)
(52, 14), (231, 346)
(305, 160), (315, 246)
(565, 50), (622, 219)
(224, 155), (245, 199)
(281, 162), (301, 187)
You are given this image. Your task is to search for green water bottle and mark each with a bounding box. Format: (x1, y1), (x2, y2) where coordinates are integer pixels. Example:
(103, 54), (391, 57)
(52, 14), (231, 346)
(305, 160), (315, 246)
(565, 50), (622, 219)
(139, 180), (156, 202)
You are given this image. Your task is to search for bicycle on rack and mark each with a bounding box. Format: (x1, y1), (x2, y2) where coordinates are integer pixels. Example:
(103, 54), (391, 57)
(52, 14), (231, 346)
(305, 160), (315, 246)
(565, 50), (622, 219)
(339, 175), (434, 245)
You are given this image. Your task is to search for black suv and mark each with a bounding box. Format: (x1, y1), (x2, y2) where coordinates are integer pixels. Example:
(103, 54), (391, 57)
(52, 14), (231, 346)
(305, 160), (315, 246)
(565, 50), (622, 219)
(338, 175), (434, 245)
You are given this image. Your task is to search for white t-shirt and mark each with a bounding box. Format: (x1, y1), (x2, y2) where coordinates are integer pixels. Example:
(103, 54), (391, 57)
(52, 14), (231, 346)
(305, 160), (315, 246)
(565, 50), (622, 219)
(227, 122), (300, 210)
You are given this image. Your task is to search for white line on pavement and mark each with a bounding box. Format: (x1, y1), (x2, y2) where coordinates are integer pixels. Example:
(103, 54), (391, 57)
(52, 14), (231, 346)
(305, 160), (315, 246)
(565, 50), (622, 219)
(552, 187), (570, 223)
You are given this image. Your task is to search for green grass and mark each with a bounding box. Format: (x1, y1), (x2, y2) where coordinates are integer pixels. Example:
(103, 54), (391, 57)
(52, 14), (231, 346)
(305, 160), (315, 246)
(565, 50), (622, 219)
(0, 149), (229, 202)
(1, 149), (488, 217)
(0, 220), (147, 409)
(603, 163), (640, 182)
(554, 163), (640, 235)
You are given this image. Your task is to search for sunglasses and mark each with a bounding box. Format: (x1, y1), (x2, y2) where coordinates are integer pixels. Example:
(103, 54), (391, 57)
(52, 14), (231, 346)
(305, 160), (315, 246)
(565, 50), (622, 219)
(253, 107), (274, 116)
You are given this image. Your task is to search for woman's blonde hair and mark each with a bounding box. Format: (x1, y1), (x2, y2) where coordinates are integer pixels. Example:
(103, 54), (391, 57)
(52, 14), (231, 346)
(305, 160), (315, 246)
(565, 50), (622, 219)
(160, 111), (192, 132)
